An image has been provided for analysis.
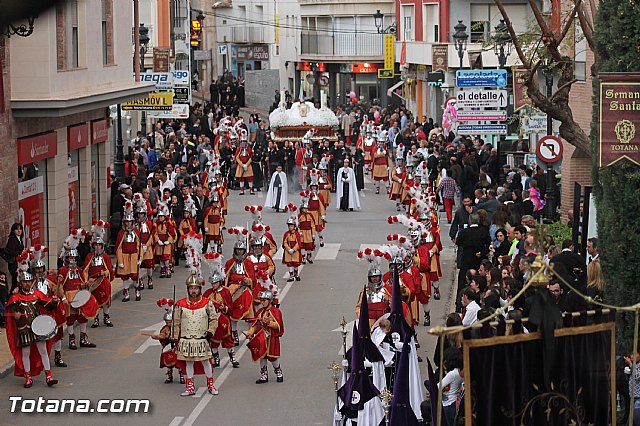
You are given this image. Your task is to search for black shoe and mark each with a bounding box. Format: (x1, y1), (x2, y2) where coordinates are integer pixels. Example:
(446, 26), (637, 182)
(91, 317), (100, 328)
(417, 356), (423, 362)
(104, 315), (114, 327)
(295, 276), (301, 282)
(320, 242), (325, 247)
(434, 289), (441, 300)
(135, 290), (141, 301)
(256, 377), (268, 384)
(307, 258), (313, 264)
(287, 276), (294, 282)
(277, 376), (283, 383)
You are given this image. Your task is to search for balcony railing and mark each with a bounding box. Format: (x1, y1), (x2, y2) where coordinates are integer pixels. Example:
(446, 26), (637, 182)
(232, 26), (265, 43)
(301, 31), (383, 56)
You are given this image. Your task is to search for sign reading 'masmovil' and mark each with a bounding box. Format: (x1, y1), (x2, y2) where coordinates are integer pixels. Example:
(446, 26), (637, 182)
(122, 93), (173, 111)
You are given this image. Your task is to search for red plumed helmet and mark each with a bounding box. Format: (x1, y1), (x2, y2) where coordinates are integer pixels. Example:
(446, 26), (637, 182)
(257, 206), (263, 212)
(364, 248), (372, 255)
(386, 235), (392, 241)
(387, 217), (393, 224)
(34, 244), (42, 251)
(104, 223), (110, 229)
(357, 251), (363, 258)
(265, 226), (270, 232)
(244, 206), (250, 212)
(373, 249), (382, 257)
(70, 229), (78, 236)
(252, 225), (258, 232)
(241, 229), (248, 235)
(92, 220), (98, 225)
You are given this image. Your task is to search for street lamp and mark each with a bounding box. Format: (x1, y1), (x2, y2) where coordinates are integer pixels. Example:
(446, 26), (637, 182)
(493, 19), (513, 184)
(543, 62), (556, 221)
(373, 10), (396, 107)
(374, 9), (384, 33)
(493, 20), (512, 68)
(453, 20), (468, 69)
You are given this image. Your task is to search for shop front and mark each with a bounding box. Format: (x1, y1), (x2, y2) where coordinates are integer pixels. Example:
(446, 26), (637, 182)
(231, 44), (270, 77)
(17, 132), (57, 248)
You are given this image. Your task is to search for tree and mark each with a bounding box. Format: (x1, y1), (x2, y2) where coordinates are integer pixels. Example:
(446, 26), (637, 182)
(592, 0), (640, 348)
(494, 0), (596, 156)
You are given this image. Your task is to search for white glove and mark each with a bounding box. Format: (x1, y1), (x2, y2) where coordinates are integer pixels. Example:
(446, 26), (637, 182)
(341, 359), (349, 368)
(204, 227), (209, 232)
(137, 260), (142, 266)
(363, 360), (373, 368)
(321, 215), (325, 220)
(625, 366), (632, 375)
(243, 165), (248, 171)
(288, 249), (294, 254)
(118, 263), (125, 269)
(394, 342), (404, 351)
(143, 246), (148, 253)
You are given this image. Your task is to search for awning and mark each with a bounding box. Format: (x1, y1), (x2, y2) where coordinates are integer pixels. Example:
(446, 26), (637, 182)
(387, 80), (405, 100)
(11, 82), (156, 118)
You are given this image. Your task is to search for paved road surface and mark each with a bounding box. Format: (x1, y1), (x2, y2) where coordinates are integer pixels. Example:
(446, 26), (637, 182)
(0, 179), (456, 426)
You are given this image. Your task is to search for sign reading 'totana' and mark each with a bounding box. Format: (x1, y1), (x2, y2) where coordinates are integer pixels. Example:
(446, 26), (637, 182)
(456, 89), (508, 108)
(456, 69), (508, 87)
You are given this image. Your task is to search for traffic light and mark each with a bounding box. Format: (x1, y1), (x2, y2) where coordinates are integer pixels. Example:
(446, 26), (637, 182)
(139, 23), (150, 46)
(190, 19), (202, 47)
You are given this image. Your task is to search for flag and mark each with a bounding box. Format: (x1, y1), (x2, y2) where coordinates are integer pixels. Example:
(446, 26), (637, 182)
(389, 337), (420, 426)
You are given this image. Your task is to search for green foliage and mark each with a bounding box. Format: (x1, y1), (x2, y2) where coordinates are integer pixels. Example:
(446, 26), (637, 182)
(544, 221), (572, 248)
(592, 0), (640, 349)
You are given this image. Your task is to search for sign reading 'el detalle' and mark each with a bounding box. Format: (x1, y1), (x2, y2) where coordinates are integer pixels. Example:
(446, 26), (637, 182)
(598, 73), (640, 168)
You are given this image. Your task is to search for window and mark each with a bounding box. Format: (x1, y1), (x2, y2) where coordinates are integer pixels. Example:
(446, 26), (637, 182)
(401, 5), (414, 42)
(574, 20), (586, 81)
(67, 0), (79, 68)
(470, 3), (528, 42)
(101, 0), (114, 65)
(470, 21), (486, 42)
(423, 4), (439, 42)
(56, 0), (79, 69)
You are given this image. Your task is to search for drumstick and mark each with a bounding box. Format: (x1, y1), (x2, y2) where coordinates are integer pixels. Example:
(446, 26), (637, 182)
(140, 333), (155, 337)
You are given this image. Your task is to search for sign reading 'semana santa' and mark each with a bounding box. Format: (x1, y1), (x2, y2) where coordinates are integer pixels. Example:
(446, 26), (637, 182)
(598, 73), (640, 168)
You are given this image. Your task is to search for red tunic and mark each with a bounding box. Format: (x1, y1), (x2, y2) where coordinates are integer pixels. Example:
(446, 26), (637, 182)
(224, 258), (255, 321)
(82, 253), (115, 307)
(203, 287), (235, 349)
(282, 230), (302, 267)
(423, 231), (443, 281)
(5, 290), (55, 377)
(250, 306), (284, 360)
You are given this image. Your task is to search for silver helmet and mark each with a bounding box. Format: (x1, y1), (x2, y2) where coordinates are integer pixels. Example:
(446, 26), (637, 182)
(18, 270), (35, 282)
(210, 270), (225, 285)
(163, 310), (173, 321)
(258, 290), (274, 301)
(65, 249), (79, 258)
(367, 268), (383, 290)
(31, 259), (46, 269)
(286, 217), (297, 227)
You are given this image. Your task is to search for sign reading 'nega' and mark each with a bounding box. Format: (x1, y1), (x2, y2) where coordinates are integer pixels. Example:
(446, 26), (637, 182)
(598, 73), (640, 168)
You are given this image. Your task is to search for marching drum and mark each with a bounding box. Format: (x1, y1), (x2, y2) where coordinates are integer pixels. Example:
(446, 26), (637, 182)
(31, 315), (57, 341)
(69, 289), (100, 318)
(89, 277), (111, 306)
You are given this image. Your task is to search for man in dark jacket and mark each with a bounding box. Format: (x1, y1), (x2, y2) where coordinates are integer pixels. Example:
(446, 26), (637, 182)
(449, 196), (475, 241)
(455, 213), (491, 299)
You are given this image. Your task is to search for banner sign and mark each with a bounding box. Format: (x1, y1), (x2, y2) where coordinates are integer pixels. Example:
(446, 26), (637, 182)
(91, 119), (108, 144)
(456, 69), (507, 87)
(513, 67), (532, 111)
(68, 166), (79, 229)
(598, 73), (640, 168)
(153, 48), (170, 72)
(18, 176), (45, 248)
(122, 93), (173, 111)
(384, 34), (395, 70)
(17, 132), (57, 166)
(431, 44), (448, 72)
(67, 123), (89, 151)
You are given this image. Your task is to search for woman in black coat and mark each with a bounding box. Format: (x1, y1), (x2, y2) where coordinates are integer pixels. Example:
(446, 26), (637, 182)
(3, 223), (24, 292)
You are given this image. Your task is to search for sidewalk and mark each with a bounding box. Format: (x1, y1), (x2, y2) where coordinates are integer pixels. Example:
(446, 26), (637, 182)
(0, 277), (124, 378)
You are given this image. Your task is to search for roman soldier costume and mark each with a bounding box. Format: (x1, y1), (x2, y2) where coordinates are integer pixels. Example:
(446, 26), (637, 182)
(390, 152), (406, 211)
(318, 155), (333, 208)
(245, 205), (278, 257)
(282, 205), (303, 283)
(372, 132), (391, 194)
(297, 193), (316, 264)
(234, 133), (254, 195)
(30, 245), (67, 368)
(419, 208), (443, 301)
(362, 125), (376, 171)
(59, 229), (98, 350)
(356, 248), (392, 327)
(154, 200), (176, 279)
(134, 194), (156, 290)
(6, 253), (59, 388)
(245, 289), (284, 384)
(152, 298), (183, 384)
(83, 221), (115, 328)
(116, 201), (143, 302)
(203, 189), (225, 253)
(307, 172), (327, 248)
(224, 226), (255, 345)
(203, 252), (239, 369)
(246, 227), (277, 306)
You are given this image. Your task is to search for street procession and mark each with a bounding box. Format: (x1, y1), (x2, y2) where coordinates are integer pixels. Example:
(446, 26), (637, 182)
(1, 0), (639, 425)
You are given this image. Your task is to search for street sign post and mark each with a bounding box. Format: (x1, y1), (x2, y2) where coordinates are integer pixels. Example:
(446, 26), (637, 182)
(455, 89), (508, 108)
(458, 124), (508, 135)
(536, 135), (563, 163)
(522, 115), (548, 133)
(456, 69), (508, 87)
(457, 111), (507, 121)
